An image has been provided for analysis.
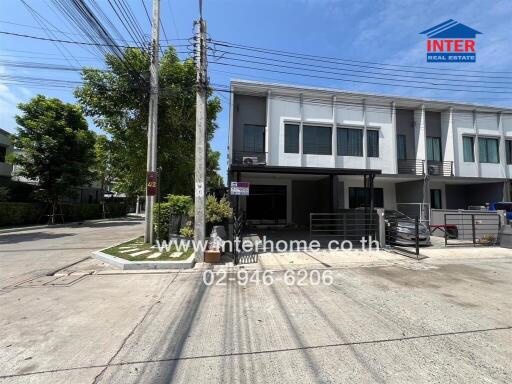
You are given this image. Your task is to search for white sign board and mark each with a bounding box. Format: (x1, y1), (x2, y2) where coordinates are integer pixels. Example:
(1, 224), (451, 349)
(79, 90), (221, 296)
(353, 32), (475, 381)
(230, 182), (250, 196)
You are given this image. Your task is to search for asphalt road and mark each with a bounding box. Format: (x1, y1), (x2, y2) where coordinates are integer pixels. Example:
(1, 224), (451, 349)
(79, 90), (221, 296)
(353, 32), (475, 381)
(0, 219), (511, 383)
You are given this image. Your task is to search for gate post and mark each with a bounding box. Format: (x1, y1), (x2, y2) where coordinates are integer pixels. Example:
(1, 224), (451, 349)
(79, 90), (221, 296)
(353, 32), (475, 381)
(376, 208), (385, 248)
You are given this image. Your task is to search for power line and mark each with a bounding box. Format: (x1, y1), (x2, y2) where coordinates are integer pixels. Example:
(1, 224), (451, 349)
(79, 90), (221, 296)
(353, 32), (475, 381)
(209, 61), (512, 94)
(210, 39), (512, 75)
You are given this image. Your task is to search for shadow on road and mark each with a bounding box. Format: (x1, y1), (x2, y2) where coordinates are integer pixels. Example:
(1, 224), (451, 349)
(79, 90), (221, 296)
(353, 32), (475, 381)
(0, 232), (74, 244)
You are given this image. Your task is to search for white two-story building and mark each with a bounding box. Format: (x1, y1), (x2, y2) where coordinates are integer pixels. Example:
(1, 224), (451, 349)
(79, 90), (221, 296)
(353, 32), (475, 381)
(228, 80), (512, 227)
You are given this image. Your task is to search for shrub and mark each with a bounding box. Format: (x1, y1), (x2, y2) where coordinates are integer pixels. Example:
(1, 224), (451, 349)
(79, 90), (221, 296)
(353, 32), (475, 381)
(166, 194), (193, 215)
(153, 202), (172, 240)
(0, 202), (46, 227)
(180, 225), (194, 238)
(0, 187), (8, 202)
(206, 195), (232, 224)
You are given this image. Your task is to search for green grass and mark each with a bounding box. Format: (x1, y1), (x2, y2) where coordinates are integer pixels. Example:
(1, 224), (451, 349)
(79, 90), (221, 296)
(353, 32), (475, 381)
(103, 236), (193, 261)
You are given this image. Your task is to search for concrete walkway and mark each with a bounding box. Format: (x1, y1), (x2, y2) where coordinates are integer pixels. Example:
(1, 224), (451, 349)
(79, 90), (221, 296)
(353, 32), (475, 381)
(0, 223), (511, 383)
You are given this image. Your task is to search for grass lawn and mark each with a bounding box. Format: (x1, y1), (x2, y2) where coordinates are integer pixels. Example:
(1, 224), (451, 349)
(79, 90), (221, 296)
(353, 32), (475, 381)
(103, 236), (193, 261)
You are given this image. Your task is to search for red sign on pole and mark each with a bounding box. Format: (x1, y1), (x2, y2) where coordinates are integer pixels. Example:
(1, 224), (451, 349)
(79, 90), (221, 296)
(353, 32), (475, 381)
(146, 171), (157, 196)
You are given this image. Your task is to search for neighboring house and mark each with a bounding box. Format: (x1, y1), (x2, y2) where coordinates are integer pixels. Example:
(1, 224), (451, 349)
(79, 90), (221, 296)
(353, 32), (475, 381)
(228, 80), (512, 226)
(0, 128), (14, 181)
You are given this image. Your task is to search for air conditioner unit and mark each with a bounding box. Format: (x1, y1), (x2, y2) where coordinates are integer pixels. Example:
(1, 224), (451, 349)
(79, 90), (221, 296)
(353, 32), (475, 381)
(242, 156), (265, 165)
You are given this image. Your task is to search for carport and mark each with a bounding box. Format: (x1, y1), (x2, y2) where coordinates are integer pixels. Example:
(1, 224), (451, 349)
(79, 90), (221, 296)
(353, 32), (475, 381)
(228, 165), (381, 245)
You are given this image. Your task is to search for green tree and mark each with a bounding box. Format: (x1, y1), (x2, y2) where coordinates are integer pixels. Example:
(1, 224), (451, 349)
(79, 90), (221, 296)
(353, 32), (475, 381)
(11, 95), (96, 220)
(75, 47), (222, 198)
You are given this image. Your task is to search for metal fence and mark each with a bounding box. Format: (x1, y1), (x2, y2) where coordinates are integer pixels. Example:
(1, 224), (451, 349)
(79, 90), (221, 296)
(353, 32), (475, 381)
(443, 213), (500, 246)
(310, 211), (379, 246)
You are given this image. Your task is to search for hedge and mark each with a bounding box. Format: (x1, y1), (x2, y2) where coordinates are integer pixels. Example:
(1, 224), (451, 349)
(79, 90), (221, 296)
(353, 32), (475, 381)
(0, 202), (127, 228)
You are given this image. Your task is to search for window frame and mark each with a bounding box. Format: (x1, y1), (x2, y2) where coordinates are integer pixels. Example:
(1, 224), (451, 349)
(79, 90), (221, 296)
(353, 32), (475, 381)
(337, 127), (363, 157)
(302, 124), (332, 155)
(284, 123), (300, 154)
(478, 136), (500, 164)
(462, 135), (475, 163)
(397, 134), (407, 160)
(426, 136), (442, 162)
(366, 129), (379, 158)
(243, 124), (266, 153)
(506, 139), (512, 165)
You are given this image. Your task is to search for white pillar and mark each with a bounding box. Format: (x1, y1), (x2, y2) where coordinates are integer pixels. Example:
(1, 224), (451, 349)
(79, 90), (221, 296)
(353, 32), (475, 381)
(414, 104), (427, 174)
(390, 101), (397, 174)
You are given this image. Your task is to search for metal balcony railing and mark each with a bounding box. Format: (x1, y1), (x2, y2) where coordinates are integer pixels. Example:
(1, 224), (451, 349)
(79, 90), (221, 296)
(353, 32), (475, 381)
(397, 159), (425, 175)
(427, 161), (454, 176)
(232, 151), (267, 166)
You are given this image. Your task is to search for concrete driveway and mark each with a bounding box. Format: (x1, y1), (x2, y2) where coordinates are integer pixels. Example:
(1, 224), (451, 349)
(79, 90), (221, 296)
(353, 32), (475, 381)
(0, 220), (511, 383)
(0, 217), (144, 289)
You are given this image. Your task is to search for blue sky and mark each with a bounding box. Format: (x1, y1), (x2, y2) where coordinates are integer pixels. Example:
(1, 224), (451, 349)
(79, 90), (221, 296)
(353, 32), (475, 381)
(1, 0), (512, 181)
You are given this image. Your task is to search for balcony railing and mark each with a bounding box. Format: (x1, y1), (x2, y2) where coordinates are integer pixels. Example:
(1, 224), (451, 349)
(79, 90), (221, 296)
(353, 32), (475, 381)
(426, 161), (454, 176)
(232, 151), (267, 166)
(397, 159), (425, 175)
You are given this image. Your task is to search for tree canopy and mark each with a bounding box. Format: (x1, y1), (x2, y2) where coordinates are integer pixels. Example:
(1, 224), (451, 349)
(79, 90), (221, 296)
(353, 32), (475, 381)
(11, 95), (96, 204)
(75, 47), (223, 198)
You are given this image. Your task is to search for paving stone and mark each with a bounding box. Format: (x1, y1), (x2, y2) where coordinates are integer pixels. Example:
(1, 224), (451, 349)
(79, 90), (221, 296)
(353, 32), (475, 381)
(130, 250), (151, 257)
(146, 252), (162, 259)
(119, 248), (139, 253)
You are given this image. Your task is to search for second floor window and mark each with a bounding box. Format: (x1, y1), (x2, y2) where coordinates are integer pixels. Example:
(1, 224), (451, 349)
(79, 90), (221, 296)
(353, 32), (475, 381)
(479, 137), (499, 163)
(243, 124), (265, 153)
(397, 135), (407, 160)
(284, 123), (299, 153)
(427, 137), (442, 162)
(367, 130), (379, 158)
(506, 139), (512, 165)
(0, 146), (6, 163)
(338, 128), (362, 156)
(303, 125), (332, 155)
(463, 136), (475, 162)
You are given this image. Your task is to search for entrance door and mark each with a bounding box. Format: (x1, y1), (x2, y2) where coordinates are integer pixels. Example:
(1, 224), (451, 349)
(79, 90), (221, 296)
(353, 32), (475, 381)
(246, 185), (286, 224)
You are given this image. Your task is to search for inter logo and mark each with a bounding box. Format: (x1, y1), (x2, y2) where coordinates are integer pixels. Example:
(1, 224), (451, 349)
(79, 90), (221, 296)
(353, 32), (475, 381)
(420, 19), (482, 63)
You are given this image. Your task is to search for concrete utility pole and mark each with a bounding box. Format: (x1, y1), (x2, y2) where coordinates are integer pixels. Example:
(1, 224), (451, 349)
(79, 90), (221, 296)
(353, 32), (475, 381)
(193, 1), (207, 261)
(144, 0), (160, 244)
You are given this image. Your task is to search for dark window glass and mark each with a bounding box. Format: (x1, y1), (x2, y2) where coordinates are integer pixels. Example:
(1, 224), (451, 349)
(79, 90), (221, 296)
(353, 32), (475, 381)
(303, 125), (331, 155)
(506, 140), (512, 165)
(367, 130), (379, 158)
(478, 137), (499, 163)
(243, 125), (265, 153)
(397, 135), (407, 160)
(246, 185), (286, 222)
(348, 187), (384, 208)
(284, 124), (299, 153)
(427, 137), (442, 161)
(463, 136), (475, 162)
(337, 128), (362, 156)
(430, 189), (442, 209)
(0, 146), (6, 163)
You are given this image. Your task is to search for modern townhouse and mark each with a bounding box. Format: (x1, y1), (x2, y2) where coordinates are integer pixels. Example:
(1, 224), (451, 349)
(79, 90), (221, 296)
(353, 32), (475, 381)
(228, 80), (512, 227)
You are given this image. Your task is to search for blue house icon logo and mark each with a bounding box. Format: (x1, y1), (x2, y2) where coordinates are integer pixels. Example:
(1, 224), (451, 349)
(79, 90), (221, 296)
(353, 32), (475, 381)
(420, 20), (482, 62)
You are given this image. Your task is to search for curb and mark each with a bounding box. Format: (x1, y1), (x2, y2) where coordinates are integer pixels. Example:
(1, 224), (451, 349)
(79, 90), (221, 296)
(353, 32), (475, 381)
(92, 250), (196, 270)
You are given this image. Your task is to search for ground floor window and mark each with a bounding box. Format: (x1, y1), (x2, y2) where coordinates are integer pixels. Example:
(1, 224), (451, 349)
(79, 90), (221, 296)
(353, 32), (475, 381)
(246, 185), (287, 222)
(430, 189), (442, 209)
(348, 187), (383, 208)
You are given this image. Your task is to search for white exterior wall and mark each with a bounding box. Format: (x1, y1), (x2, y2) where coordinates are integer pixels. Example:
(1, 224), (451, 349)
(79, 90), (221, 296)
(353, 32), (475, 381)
(270, 96), (396, 173)
(231, 82), (511, 182)
(453, 110), (508, 178)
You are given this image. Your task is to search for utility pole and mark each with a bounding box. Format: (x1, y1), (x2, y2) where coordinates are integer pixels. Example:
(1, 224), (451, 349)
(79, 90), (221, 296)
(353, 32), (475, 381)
(194, 0), (207, 261)
(144, 0), (160, 244)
